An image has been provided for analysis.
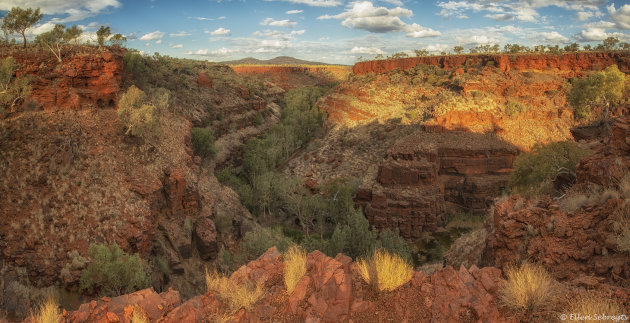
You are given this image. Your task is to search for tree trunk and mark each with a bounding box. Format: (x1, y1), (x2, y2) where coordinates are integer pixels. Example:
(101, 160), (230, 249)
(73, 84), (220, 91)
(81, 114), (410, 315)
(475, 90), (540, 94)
(22, 32), (26, 48)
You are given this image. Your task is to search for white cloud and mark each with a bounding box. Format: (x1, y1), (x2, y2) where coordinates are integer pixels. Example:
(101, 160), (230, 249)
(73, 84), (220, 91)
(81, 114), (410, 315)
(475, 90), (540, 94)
(209, 27), (231, 36)
(140, 31), (165, 41)
(0, 0), (121, 22)
(350, 46), (385, 54)
(171, 44), (183, 48)
(575, 27), (609, 41)
(155, 39), (162, 44)
(186, 47), (239, 57)
(437, 0), (603, 23)
(424, 44), (450, 53)
(286, 9), (303, 14)
(170, 31), (191, 37)
(576, 11), (593, 21)
(291, 30), (306, 35)
(190, 16), (226, 21)
(536, 31), (568, 43)
(261, 18), (297, 27)
(485, 13), (514, 21)
(269, 0), (341, 7)
(319, 1), (440, 37)
(608, 4), (630, 29)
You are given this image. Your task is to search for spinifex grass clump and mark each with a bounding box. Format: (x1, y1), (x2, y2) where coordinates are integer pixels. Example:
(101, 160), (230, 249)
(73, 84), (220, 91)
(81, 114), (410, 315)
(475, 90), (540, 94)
(500, 262), (554, 313)
(205, 269), (265, 314)
(565, 292), (624, 323)
(283, 245), (307, 294)
(30, 296), (60, 323)
(357, 248), (412, 292)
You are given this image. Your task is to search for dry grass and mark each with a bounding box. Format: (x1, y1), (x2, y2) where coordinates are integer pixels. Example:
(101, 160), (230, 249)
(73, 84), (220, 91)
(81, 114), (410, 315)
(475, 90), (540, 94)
(283, 246), (307, 294)
(357, 249), (413, 292)
(205, 268), (265, 314)
(500, 262), (554, 313)
(131, 305), (147, 323)
(30, 296), (60, 323)
(565, 292), (624, 323)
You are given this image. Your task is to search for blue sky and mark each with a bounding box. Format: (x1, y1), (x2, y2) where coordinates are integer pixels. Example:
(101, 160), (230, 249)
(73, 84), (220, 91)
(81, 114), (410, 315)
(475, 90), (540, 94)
(1, 0), (629, 64)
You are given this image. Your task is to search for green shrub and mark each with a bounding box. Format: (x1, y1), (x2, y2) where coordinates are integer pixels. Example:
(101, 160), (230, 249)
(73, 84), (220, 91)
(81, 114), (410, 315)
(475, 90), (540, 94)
(240, 227), (294, 260)
(253, 112), (263, 126)
(509, 142), (590, 194)
(117, 85), (160, 138)
(191, 127), (216, 158)
(375, 229), (412, 261)
(0, 56), (31, 112)
(568, 65), (626, 119)
(79, 243), (150, 296)
(505, 100), (526, 117)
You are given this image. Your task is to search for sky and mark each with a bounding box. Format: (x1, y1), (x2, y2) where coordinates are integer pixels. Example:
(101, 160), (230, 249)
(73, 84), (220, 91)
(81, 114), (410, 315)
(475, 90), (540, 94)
(0, 0), (629, 64)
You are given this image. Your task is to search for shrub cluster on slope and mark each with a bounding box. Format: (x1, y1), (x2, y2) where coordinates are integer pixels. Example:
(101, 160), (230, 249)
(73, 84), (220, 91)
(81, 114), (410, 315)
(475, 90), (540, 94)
(568, 65), (627, 119)
(509, 141), (590, 195)
(79, 243), (150, 297)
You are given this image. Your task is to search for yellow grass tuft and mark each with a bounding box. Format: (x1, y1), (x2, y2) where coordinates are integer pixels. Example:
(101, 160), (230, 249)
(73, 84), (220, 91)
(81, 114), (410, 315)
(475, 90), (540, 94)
(500, 262), (554, 313)
(357, 249), (413, 292)
(131, 305), (147, 323)
(283, 245), (307, 294)
(30, 296), (61, 323)
(205, 268), (265, 314)
(565, 292), (624, 323)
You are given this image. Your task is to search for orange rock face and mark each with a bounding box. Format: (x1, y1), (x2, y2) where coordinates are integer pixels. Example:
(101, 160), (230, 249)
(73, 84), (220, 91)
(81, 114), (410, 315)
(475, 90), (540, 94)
(65, 247), (511, 322)
(357, 130), (518, 239)
(353, 52), (630, 75)
(0, 46), (124, 110)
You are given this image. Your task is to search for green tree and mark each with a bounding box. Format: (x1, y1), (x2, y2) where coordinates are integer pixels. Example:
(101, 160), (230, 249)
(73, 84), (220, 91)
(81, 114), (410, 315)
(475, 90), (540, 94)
(414, 49), (428, 57)
(583, 44), (592, 51)
(63, 24), (82, 44)
(96, 25), (111, 47)
(0, 57), (31, 112)
(191, 127), (216, 158)
(568, 65), (626, 119)
(117, 85), (160, 137)
(35, 24), (65, 62)
(79, 243), (150, 296)
(109, 33), (126, 47)
(563, 42), (579, 52)
(601, 37), (620, 51)
(509, 142), (590, 195)
(1, 7), (43, 48)
(453, 46), (464, 54)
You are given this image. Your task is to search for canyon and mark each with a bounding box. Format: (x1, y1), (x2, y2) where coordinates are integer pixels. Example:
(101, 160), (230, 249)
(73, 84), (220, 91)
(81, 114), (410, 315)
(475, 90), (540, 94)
(1, 47), (629, 321)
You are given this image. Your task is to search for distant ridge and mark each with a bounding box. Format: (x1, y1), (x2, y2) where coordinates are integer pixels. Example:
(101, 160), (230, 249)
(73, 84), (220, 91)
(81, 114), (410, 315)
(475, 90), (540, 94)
(221, 56), (334, 66)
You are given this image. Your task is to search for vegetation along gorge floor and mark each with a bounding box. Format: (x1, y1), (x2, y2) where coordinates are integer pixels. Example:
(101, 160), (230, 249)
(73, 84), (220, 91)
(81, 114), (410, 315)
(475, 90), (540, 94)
(0, 2), (630, 323)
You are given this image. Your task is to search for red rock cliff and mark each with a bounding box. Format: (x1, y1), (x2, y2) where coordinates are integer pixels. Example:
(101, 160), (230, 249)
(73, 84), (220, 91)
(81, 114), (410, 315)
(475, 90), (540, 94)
(0, 46), (124, 110)
(353, 52), (630, 75)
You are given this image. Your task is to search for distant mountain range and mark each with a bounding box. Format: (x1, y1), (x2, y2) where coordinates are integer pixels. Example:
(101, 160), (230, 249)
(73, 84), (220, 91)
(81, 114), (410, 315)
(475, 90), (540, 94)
(220, 56), (334, 66)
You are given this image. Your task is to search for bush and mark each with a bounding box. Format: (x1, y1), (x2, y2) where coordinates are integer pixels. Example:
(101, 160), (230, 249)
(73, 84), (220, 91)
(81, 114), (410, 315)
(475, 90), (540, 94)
(240, 227), (294, 260)
(500, 262), (554, 313)
(117, 85), (160, 138)
(191, 127), (216, 158)
(357, 249), (413, 292)
(505, 100), (526, 117)
(79, 243), (150, 296)
(29, 296), (60, 323)
(0, 56), (31, 112)
(509, 141), (590, 195)
(283, 246), (307, 294)
(565, 292), (623, 322)
(568, 65), (626, 119)
(205, 269), (264, 314)
(375, 229), (412, 261)
(325, 206), (377, 259)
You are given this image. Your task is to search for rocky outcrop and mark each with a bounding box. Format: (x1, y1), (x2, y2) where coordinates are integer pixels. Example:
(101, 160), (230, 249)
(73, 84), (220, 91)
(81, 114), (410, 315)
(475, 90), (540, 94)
(0, 46), (124, 110)
(353, 52), (630, 75)
(357, 130), (518, 239)
(486, 117), (630, 287)
(486, 195), (630, 287)
(64, 247), (510, 322)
